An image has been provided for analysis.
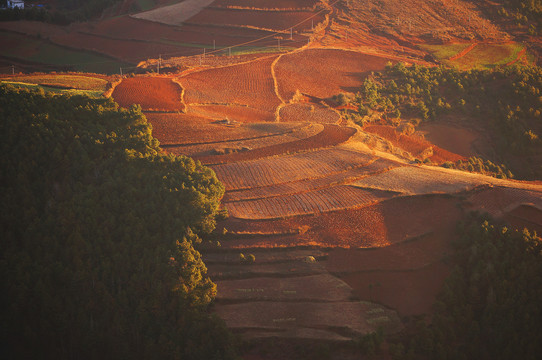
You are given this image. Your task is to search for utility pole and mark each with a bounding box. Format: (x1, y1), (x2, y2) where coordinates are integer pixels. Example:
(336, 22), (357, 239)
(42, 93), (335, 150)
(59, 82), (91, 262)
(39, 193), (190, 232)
(203, 48), (206, 58)
(290, 28), (293, 40)
(213, 40), (216, 50)
(120, 67), (123, 76)
(11, 65), (15, 75)
(158, 54), (161, 74)
(277, 38), (281, 51)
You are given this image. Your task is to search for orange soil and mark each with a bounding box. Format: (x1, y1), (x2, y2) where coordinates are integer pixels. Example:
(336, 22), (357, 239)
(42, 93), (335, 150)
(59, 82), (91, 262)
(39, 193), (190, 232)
(212, 0), (319, 9)
(416, 122), (479, 158)
(187, 105), (275, 123)
(275, 49), (390, 100)
(77, 16), (274, 48)
(194, 125), (355, 164)
(187, 8), (324, 33)
(211, 146), (376, 190)
(364, 125), (465, 163)
(146, 113), (302, 145)
(112, 76), (183, 111)
(219, 195), (463, 248)
(279, 103), (341, 124)
(223, 157), (399, 202)
(338, 262), (451, 316)
(179, 56), (280, 113)
(465, 186), (542, 219)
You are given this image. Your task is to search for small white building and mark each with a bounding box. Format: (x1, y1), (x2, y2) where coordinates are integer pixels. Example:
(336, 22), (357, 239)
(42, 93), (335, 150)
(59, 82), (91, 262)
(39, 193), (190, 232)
(7, 0), (25, 9)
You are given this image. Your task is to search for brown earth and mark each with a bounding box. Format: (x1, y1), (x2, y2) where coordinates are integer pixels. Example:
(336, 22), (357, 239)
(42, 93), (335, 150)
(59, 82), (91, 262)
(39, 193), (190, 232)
(112, 76), (183, 111)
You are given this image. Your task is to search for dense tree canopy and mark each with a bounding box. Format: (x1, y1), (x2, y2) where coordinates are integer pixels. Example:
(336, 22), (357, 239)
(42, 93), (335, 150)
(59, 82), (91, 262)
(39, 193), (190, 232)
(0, 85), (237, 359)
(390, 214), (542, 360)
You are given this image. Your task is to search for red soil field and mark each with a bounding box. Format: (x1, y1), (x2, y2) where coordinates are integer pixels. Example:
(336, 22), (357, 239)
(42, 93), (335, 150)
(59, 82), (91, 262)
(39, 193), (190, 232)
(179, 56), (280, 113)
(195, 124), (355, 164)
(175, 123), (323, 157)
(112, 76), (183, 111)
(216, 274), (352, 302)
(187, 105), (275, 123)
(279, 103), (341, 124)
(146, 113), (303, 145)
(52, 31), (194, 62)
(186, 8), (324, 33)
(210, 145), (376, 190)
(465, 186), (542, 219)
(338, 261), (451, 316)
(364, 125), (465, 163)
(225, 185), (393, 219)
(77, 16), (275, 48)
(417, 122), (479, 158)
(223, 157), (400, 202)
(275, 49), (390, 100)
(212, 0), (319, 9)
(219, 194), (463, 248)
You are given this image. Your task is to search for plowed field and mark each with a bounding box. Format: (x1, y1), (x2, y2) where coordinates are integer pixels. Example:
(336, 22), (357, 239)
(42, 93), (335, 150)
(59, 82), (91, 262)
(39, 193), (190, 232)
(210, 145), (376, 190)
(112, 76), (183, 111)
(275, 49), (390, 100)
(364, 125), (465, 163)
(187, 8), (324, 32)
(195, 125), (355, 164)
(179, 56), (280, 112)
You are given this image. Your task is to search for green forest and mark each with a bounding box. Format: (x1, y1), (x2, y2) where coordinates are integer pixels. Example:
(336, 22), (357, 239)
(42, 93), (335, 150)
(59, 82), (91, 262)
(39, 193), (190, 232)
(390, 214), (542, 360)
(343, 63), (542, 179)
(0, 85), (238, 359)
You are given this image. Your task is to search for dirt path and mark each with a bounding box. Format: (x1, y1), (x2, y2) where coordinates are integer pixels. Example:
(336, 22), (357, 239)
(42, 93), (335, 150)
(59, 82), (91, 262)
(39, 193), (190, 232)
(448, 43), (477, 61)
(506, 47), (526, 66)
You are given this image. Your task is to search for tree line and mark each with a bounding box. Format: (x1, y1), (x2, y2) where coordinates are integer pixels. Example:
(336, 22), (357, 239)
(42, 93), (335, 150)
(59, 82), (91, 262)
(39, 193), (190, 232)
(0, 85), (238, 359)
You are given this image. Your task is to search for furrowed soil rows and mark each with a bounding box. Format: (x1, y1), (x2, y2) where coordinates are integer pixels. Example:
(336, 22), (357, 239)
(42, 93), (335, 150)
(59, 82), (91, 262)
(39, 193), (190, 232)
(187, 105), (276, 123)
(225, 185), (393, 219)
(352, 165), (490, 195)
(179, 123), (323, 157)
(224, 157), (400, 201)
(275, 49), (390, 100)
(112, 77), (183, 111)
(212, 0), (319, 9)
(195, 125), (356, 164)
(186, 8), (324, 32)
(279, 103), (341, 124)
(216, 274), (352, 302)
(179, 56), (280, 113)
(206, 255), (328, 278)
(146, 113), (303, 145)
(215, 301), (401, 335)
(210, 145), (376, 190)
(219, 195), (463, 248)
